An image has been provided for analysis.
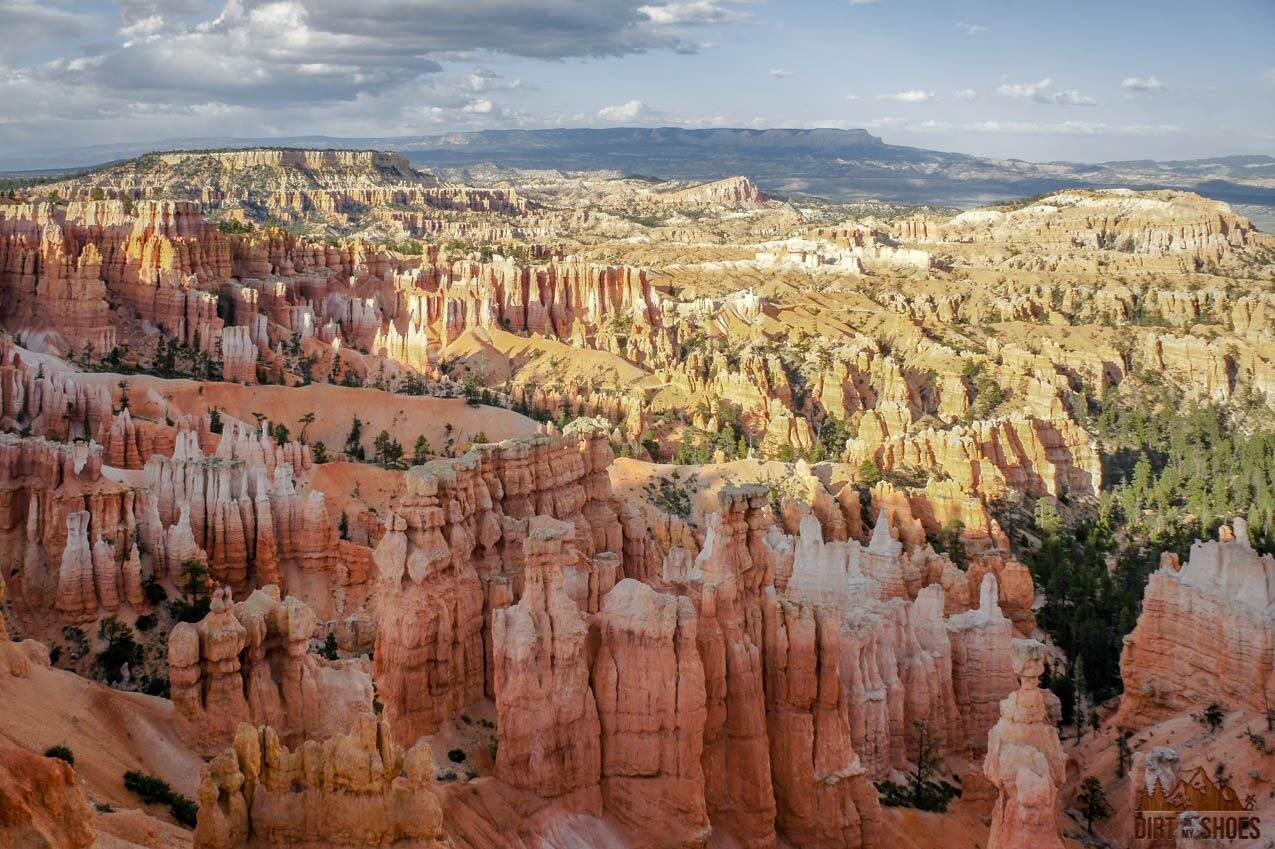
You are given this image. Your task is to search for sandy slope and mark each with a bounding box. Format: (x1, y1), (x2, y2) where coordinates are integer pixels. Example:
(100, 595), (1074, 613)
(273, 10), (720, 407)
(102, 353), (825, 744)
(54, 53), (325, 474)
(0, 661), (201, 846)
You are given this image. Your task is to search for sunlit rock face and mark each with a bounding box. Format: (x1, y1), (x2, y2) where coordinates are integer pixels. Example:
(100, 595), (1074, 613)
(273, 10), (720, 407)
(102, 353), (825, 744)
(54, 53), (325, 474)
(984, 639), (1067, 849)
(1119, 518), (1275, 727)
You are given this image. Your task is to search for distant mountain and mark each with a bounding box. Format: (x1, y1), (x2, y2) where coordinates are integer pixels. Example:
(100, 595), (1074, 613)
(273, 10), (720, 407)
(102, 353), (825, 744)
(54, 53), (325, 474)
(4, 127), (1273, 221)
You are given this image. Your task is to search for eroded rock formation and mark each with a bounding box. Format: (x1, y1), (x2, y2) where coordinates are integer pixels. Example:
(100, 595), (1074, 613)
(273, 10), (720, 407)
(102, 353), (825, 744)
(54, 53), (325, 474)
(984, 639), (1067, 849)
(193, 717), (450, 849)
(1118, 517), (1275, 727)
(169, 585), (374, 756)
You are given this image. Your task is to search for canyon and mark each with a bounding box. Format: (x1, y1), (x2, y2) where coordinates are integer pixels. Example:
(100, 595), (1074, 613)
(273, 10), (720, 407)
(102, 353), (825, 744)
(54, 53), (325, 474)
(0, 145), (1272, 849)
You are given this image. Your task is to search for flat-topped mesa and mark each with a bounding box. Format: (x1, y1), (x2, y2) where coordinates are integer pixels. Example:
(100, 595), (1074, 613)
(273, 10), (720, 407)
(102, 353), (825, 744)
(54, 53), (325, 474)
(1118, 518), (1275, 727)
(590, 578), (711, 846)
(193, 717), (449, 849)
(492, 516), (602, 812)
(984, 639), (1067, 849)
(169, 586), (374, 757)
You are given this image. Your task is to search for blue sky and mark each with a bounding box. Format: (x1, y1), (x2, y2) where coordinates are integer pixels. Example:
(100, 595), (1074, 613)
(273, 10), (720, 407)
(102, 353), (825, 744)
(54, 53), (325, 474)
(2, 0), (1272, 163)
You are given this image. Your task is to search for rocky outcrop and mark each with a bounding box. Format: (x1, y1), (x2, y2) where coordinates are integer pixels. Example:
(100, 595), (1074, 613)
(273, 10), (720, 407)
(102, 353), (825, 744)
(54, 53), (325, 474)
(947, 574), (1018, 755)
(851, 413), (1101, 499)
(0, 578), (49, 678)
(0, 743), (94, 849)
(221, 325), (259, 384)
(373, 425), (625, 745)
(492, 517), (602, 811)
(763, 595), (882, 849)
(898, 190), (1258, 268)
(193, 717), (450, 849)
(144, 428), (333, 593)
(688, 487), (779, 849)
(590, 578), (710, 846)
(169, 585), (374, 756)
(984, 639), (1067, 849)
(661, 177), (767, 209)
(1118, 518), (1275, 727)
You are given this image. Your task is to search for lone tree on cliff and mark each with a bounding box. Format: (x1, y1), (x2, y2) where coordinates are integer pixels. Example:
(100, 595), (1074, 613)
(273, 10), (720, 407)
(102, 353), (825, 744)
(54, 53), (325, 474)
(1076, 776), (1111, 834)
(909, 720), (941, 808)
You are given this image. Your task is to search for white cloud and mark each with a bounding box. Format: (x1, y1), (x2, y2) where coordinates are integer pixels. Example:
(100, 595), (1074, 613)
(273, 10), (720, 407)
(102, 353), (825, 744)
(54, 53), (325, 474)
(1121, 75), (1164, 92)
(957, 22), (987, 35)
(598, 99), (660, 122)
(997, 77), (1096, 106)
(845, 93), (860, 101)
(769, 68), (792, 79)
(467, 67), (532, 93)
(1051, 89), (1097, 106)
(640, 1), (745, 26)
(954, 88), (977, 102)
(998, 77), (1052, 98)
(877, 89), (934, 103)
(462, 99), (494, 113)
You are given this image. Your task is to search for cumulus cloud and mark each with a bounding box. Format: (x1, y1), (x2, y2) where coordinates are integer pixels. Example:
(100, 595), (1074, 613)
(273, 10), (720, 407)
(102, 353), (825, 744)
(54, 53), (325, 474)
(997, 77), (1052, 98)
(640, 0), (746, 25)
(597, 99), (660, 122)
(467, 67), (532, 93)
(878, 90), (934, 103)
(997, 77), (1096, 106)
(1051, 89), (1096, 106)
(0, 0), (752, 153)
(957, 22), (987, 35)
(954, 88), (977, 101)
(769, 68), (792, 79)
(1121, 75), (1164, 92)
(30, 0), (745, 111)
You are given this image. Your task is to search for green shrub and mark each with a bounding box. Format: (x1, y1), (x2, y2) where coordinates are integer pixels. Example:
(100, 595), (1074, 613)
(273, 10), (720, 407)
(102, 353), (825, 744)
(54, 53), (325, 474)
(44, 745), (74, 765)
(123, 770), (197, 827)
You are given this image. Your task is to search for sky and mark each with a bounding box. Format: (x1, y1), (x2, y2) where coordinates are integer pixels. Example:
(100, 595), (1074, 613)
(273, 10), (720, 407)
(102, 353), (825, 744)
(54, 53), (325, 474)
(2, 0), (1273, 165)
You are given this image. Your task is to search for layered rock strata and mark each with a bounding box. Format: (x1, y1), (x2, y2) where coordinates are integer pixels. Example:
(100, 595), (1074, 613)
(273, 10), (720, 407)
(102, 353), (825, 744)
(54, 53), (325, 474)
(169, 585), (374, 756)
(984, 639), (1067, 849)
(193, 717), (450, 849)
(1118, 517), (1275, 726)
